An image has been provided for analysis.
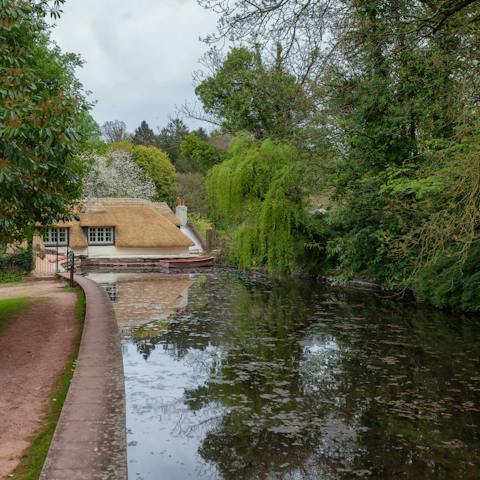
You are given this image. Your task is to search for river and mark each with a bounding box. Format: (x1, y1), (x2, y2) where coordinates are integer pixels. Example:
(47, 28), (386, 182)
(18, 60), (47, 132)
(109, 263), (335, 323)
(87, 270), (480, 480)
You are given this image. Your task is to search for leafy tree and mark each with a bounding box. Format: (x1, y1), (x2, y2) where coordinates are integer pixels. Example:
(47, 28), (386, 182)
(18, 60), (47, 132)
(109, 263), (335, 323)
(199, 0), (480, 309)
(209, 130), (234, 150)
(130, 145), (177, 204)
(0, 0), (93, 244)
(83, 150), (156, 200)
(176, 172), (209, 217)
(195, 46), (310, 139)
(156, 118), (189, 169)
(193, 127), (209, 142)
(208, 136), (322, 272)
(318, 0), (480, 284)
(132, 120), (156, 146)
(101, 120), (128, 143)
(90, 141), (177, 204)
(180, 132), (224, 173)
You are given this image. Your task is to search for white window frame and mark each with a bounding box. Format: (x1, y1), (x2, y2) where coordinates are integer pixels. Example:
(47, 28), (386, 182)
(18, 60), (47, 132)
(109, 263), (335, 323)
(44, 227), (68, 246)
(87, 227), (114, 245)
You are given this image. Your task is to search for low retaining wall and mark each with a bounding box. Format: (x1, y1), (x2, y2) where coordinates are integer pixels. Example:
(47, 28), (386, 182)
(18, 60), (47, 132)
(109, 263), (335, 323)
(41, 275), (127, 480)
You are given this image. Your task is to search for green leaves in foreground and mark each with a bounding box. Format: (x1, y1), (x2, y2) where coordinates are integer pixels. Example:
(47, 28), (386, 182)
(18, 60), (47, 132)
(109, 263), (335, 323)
(0, 0), (93, 244)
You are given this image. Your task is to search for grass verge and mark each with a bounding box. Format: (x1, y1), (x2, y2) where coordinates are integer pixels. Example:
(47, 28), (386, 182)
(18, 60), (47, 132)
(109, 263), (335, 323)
(10, 285), (86, 480)
(0, 297), (32, 334)
(0, 272), (26, 284)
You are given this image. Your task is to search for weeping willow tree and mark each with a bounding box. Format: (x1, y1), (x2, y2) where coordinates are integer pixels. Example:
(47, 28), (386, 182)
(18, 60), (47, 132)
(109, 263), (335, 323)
(207, 136), (318, 272)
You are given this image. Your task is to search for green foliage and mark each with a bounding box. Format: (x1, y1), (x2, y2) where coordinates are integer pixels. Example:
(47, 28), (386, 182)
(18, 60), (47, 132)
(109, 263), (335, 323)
(64, 0), (472, 310)
(156, 118), (189, 170)
(411, 243), (480, 312)
(198, 0), (480, 310)
(180, 132), (224, 173)
(242, 170), (303, 271)
(0, 248), (33, 273)
(208, 137), (321, 272)
(0, 297), (32, 333)
(0, 0), (93, 244)
(132, 120), (156, 146)
(176, 172), (210, 216)
(188, 213), (213, 244)
(109, 140), (134, 153)
(0, 272), (25, 283)
(196, 46), (310, 139)
(130, 145), (177, 204)
(308, 1), (480, 309)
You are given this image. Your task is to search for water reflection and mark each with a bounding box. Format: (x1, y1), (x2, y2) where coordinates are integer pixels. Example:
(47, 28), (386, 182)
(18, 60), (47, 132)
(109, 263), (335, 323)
(86, 272), (192, 328)
(111, 271), (480, 479)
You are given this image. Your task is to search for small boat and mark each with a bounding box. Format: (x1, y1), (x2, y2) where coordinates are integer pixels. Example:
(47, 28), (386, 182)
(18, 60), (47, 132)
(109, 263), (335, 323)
(162, 256), (215, 268)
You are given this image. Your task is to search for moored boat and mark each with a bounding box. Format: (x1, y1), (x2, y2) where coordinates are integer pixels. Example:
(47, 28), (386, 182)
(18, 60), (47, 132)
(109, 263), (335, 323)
(161, 256), (215, 268)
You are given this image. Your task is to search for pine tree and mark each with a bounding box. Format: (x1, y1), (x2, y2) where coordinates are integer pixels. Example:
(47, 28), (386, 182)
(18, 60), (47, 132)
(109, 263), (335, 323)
(132, 120), (157, 146)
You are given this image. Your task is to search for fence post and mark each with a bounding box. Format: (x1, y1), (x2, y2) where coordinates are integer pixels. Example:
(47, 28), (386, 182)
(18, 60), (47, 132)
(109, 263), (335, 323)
(206, 229), (215, 251)
(69, 251), (75, 288)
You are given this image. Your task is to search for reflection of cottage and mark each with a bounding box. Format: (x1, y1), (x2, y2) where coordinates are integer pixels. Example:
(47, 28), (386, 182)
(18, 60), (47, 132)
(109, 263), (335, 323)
(44, 198), (194, 258)
(86, 272), (193, 327)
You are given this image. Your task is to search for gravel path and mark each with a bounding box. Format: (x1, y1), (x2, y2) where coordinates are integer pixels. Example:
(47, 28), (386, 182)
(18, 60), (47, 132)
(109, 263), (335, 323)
(0, 280), (78, 479)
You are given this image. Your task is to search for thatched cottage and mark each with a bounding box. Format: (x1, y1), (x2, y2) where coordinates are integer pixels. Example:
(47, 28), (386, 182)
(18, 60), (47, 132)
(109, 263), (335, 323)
(44, 198), (194, 258)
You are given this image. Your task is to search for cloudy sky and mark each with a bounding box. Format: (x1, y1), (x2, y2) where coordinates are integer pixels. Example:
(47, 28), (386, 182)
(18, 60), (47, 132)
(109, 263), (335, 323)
(51, 0), (219, 133)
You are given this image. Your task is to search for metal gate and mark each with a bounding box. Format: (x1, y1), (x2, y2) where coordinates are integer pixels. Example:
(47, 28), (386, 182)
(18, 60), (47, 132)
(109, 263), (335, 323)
(33, 244), (71, 275)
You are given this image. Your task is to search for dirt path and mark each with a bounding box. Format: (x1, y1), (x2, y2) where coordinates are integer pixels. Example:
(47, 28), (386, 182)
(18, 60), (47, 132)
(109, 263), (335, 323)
(0, 280), (62, 298)
(0, 280), (79, 479)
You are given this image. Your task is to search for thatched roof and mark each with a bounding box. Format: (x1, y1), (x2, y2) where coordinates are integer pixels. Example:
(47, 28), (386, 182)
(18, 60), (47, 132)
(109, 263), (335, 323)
(82, 198), (181, 226)
(54, 198), (192, 249)
(69, 224), (89, 249)
(151, 202), (181, 227)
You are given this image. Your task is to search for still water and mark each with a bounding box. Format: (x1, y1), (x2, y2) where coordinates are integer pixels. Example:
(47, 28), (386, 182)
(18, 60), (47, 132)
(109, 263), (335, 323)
(88, 270), (480, 479)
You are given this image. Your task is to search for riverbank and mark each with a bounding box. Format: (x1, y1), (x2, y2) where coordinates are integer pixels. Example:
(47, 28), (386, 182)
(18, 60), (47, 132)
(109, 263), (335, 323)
(40, 274), (127, 480)
(0, 279), (80, 479)
(217, 262), (448, 311)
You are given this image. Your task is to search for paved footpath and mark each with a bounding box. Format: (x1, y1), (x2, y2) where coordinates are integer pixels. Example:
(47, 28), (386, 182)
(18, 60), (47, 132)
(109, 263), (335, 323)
(40, 275), (127, 480)
(0, 280), (78, 479)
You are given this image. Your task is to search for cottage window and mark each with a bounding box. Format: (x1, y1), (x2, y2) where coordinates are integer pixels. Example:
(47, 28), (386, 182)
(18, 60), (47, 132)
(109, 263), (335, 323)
(44, 227), (68, 246)
(87, 227), (114, 245)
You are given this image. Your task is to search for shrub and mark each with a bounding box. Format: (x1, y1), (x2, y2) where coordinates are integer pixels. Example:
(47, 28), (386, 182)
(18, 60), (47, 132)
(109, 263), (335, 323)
(0, 273), (25, 283)
(411, 243), (480, 311)
(131, 145), (177, 205)
(0, 248), (33, 274)
(180, 132), (224, 173)
(83, 150), (156, 200)
(188, 213), (213, 244)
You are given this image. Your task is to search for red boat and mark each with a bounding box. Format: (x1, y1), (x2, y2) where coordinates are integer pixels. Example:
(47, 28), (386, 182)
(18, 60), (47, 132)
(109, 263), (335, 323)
(162, 256), (215, 268)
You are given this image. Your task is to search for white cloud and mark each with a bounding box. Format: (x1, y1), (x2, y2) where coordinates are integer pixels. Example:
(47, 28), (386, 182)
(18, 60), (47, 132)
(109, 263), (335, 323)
(50, 0), (218, 132)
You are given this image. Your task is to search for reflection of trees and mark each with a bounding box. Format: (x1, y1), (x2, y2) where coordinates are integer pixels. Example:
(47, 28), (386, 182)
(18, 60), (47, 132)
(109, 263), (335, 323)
(128, 271), (480, 479)
(183, 279), (362, 479)
(329, 301), (480, 479)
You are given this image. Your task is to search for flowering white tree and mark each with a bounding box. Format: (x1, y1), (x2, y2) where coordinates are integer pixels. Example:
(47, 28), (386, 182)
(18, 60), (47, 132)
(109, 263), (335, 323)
(83, 150), (156, 199)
